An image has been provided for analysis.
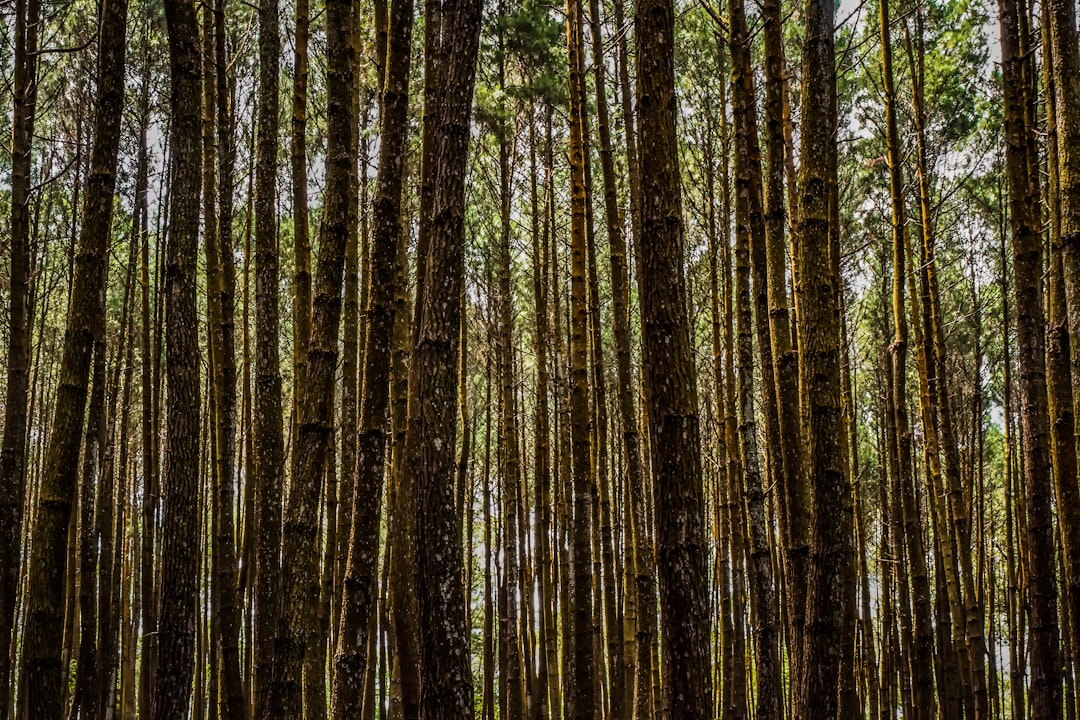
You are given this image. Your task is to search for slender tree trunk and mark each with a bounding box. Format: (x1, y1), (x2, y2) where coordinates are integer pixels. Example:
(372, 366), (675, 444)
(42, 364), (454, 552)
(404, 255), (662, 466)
(1045, 0), (1080, 671)
(253, 0), (286, 709)
(333, 0), (413, 713)
(793, 0), (857, 711)
(583, 7), (629, 717)
(274, 0), (357, 710)
(494, 23), (525, 717)
(760, 0), (807, 675)
(387, 176), (418, 720)
(74, 323), (106, 720)
(290, 0), (312, 413)
(0, 0), (41, 707)
(136, 30), (157, 716)
(155, 1), (203, 715)
(878, 3), (937, 714)
(566, 1), (596, 715)
(407, 3), (482, 717)
(529, 110), (556, 720)
(18, 0), (126, 714)
(212, 1), (244, 714)
(727, 0), (783, 714)
(997, 1), (1063, 716)
(481, 349), (496, 720)
(636, 2), (714, 719)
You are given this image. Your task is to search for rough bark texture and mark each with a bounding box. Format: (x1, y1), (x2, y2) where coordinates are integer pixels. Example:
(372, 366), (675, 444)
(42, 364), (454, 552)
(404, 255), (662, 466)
(211, 0), (245, 714)
(274, 0), (356, 713)
(406, 2), (483, 718)
(727, 0), (784, 714)
(155, 1), (203, 716)
(1047, 0), (1080, 672)
(636, 2), (714, 720)
(332, 0), (413, 713)
(253, 0), (286, 711)
(997, 0), (1063, 716)
(0, 0), (41, 707)
(566, 1), (596, 716)
(879, 1), (937, 714)
(19, 3), (127, 709)
(760, 0), (807, 671)
(793, 0), (857, 712)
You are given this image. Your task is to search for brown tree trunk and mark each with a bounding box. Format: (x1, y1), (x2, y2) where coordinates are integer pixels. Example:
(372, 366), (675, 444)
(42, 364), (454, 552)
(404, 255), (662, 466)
(290, 0), (312, 415)
(583, 6), (629, 717)
(792, 0), (857, 711)
(136, 28), (158, 716)
(155, 0), (203, 715)
(494, 20), (525, 717)
(253, 0), (287, 709)
(636, 2), (714, 719)
(18, 0), (126, 714)
(0, 0), (41, 707)
(274, 0), (357, 711)
(1045, 0), (1080, 673)
(332, 0), (413, 713)
(727, 0), (783, 714)
(529, 110), (556, 720)
(566, 1), (597, 715)
(997, 0), (1063, 715)
(213, 1), (245, 714)
(878, 2), (936, 714)
(406, 2), (482, 717)
(760, 0), (807, 672)
(74, 324), (106, 720)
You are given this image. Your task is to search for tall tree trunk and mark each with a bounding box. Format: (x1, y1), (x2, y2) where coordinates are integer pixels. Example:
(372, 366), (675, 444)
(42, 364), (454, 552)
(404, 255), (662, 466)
(793, 0), (857, 711)
(290, 0), (312, 414)
(74, 320), (106, 720)
(101, 252), (137, 720)
(333, 0), (413, 713)
(566, 1), (597, 715)
(495, 21), (525, 717)
(155, 0), (203, 716)
(253, 0), (287, 709)
(387, 178), (419, 720)
(212, 0), (245, 714)
(727, 0), (783, 714)
(584, 6), (628, 717)
(275, 0), (357, 711)
(0, 0), (41, 707)
(136, 29), (157, 716)
(878, 2), (936, 714)
(760, 0), (807, 672)
(407, 2), (482, 717)
(997, 0), (1063, 716)
(529, 110), (556, 720)
(635, 2), (714, 719)
(18, 0), (126, 714)
(1045, 0), (1080, 671)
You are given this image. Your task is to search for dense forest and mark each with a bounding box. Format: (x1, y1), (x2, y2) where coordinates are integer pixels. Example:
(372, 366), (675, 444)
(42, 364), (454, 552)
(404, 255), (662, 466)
(1, 0), (1079, 717)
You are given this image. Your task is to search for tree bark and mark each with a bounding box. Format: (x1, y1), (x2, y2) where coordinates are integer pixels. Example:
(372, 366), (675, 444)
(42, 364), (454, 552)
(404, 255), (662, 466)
(1045, 0), (1080, 673)
(566, 1), (596, 716)
(636, 2), (714, 719)
(878, 2), (937, 714)
(274, 0), (357, 711)
(407, 2), (483, 717)
(253, 0), (287, 710)
(0, 0), (41, 707)
(155, 0), (203, 715)
(997, 0), (1063, 715)
(18, 0), (126, 714)
(793, 0), (857, 711)
(333, 0), (413, 713)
